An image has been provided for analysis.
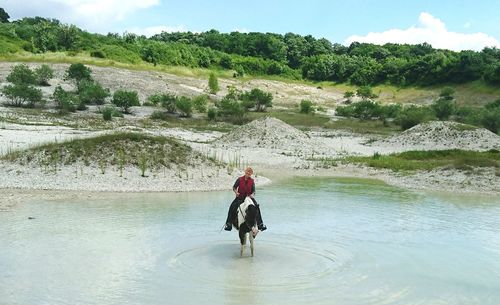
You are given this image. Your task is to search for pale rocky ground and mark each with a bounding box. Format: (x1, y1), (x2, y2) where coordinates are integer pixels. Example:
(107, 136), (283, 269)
(1, 62), (499, 196)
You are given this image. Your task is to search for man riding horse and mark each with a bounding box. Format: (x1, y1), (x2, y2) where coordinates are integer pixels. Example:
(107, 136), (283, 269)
(224, 167), (267, 231)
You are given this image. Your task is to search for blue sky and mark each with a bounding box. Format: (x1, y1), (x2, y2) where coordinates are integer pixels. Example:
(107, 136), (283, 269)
(2, 0), (500, 51)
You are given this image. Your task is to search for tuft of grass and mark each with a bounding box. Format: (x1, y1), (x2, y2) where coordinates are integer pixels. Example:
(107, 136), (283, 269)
(345, 149), (500, 172)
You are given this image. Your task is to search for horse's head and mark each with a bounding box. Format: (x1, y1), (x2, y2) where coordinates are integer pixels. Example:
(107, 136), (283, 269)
(243, 197), (257, 228)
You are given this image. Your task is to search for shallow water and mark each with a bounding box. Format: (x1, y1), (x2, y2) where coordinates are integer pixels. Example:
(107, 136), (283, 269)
(1, 178), (499, 305)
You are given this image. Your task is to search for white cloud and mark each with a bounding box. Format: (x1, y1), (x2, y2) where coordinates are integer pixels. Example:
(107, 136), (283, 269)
(3, 0), (160, 32)
(127, 25), (189, 37)
(232, 28), (250, 33)
(344, 12), (500, 51)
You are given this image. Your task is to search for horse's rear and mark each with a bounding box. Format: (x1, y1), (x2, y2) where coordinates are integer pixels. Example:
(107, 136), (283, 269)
(235, 197), (258, 257)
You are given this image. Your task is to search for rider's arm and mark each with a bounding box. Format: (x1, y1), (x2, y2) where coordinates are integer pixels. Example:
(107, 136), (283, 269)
(233, 179), (239, 196)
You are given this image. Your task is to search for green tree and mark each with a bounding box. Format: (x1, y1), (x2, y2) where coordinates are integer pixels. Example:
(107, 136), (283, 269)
(208, 72), (219, 94)
(65, 63), (92, 89)
(481, 108), (500, 134)
(242, 88), (273, 112)
(159, 93), (178, 113)
(78, 80), (110, 105)
(52, 85), (77, 113)
(112, 90), (140, 113)
(299, 100), (314, 114)
(34, 64), (54, 86)
(0, 8), (10, 23)
(1, 83), (43, 108)
(176, 96), (193, 117)
(432, 98), (455, 120)
(6, 64), (37, 85)
(439, 87), (455, 100)
(207, 107), (217, 120)
(192, 95), (208, 113)
(396, 105), (433, 130)
(356, 86), (376, 100)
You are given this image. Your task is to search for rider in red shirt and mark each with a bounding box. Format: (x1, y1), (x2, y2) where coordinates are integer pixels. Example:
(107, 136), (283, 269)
(224, 167), (266, 231)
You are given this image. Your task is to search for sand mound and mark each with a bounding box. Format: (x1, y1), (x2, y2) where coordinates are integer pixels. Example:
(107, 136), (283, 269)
(374, 121), (500, 151)
(215, 117), (314, 152)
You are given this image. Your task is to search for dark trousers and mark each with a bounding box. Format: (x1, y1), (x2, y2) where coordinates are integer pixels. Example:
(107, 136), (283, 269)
(225, 197), (264, 225)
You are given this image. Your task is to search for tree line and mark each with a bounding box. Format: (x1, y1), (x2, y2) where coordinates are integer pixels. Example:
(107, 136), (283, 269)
(0, 9), (499, 86)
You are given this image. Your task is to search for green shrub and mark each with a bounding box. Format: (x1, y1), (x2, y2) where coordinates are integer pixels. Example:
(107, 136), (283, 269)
(90, 50), (105, 58)
(481, 107), (500, 134)
(396, 105), (434, 130)
(176, 96), (193, 117)
(65, 63), (92, 87)
(217, 96), (244, 118)
(335, 105), (354, 117)
(150, 110), (169, 120)
(6, 64), (37, 85)
(102, 106), (113, 121)
(352, 100), (382, 120)
(192, 95), (208, 113)
(52, 85), (77, 113)
(431, 97), (455, 120)
(1, 83), (43, 108)
(160, 93), (178, 113)
(112, 89), (140, 113)
(299, 100), (314, 114)
(78, 80), (110, 105)
(34, 64), (54, 86)
(207, 107), (217, 120)
(240, 88), (273, 112)
(208, 72), (219, 94)
(97, 45), (142, 64)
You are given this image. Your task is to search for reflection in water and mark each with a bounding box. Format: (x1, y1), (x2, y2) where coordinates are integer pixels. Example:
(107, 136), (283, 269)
(0, 178), (499, 305)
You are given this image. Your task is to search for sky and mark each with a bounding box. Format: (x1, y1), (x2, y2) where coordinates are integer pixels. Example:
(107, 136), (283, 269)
(2, 0), (500, 51)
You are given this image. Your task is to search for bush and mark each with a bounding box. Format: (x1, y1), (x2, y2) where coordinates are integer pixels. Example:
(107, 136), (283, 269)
(78, 80), (110, 105)
(192, 95), (208, 113)
(431, 97), (455, 120)
(159, 93), (178, 113)
(102, 106), (113, 121)
(299, 100), (314, 114)
(90, 50), (105, 58)
(175, 96), (193, 117)
(6, 64), (37, 85)
(150, 110), (169, 120)
(34, 64), (54, 86)
(396, 105), (433, 130)
(65, 63), (92, 87)
(439, 87), (455, 100)
(52, 85), (77, 113)
(1, 83), (43, 108)
(207, 107), (217, 120)
(335, 105), (354, 117)
(352, 100), (382, 120)
(147, 93), (163, 106)
(356, 86), (377, 99)
(241, 88), (273, 112)
(218, 96), (245, 118)
(481, 108), (500, 134)
(208, 72), (219, 94)
(112, 90), (140, 113)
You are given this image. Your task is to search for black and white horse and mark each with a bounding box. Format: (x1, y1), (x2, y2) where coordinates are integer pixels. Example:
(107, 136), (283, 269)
(232, 197), (258, 257)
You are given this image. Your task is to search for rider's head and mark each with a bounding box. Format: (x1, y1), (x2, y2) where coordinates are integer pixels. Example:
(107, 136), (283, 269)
(244, 167), (253, 178)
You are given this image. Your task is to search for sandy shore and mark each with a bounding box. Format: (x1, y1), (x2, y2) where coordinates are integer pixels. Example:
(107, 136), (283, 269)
(1, 118), (499, 196)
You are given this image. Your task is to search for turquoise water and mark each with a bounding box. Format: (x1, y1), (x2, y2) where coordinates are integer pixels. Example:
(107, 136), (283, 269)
(1, 178), (499, 305)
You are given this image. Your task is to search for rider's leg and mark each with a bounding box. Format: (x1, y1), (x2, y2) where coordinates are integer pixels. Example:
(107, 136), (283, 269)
(224, 198), (243, 230)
